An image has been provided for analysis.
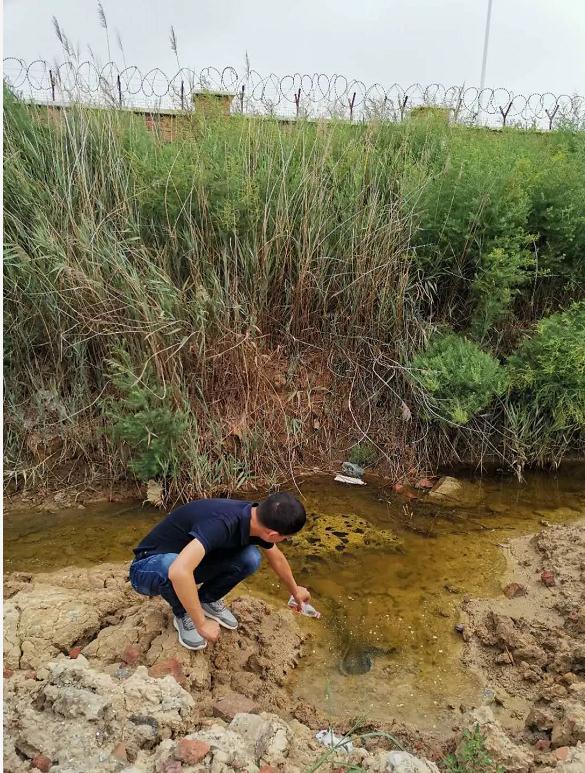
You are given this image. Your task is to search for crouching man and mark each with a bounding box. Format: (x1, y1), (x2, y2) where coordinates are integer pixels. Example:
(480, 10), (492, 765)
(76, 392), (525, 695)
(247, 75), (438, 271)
(129, 493), (310, 650)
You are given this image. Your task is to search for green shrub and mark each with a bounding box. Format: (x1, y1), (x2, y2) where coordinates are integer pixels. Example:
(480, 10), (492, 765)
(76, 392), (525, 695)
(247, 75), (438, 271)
(106, 351), (188, 481)
(470, 246), (534, 340)
(410, 334), (507, 425)
(442, 726), (504, 773)
(349, 442), (378, 468)
(506, 302), (585, 463)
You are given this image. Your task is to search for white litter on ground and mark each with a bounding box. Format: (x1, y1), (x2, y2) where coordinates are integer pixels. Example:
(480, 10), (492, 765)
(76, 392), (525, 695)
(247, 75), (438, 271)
(334, 474), (366, 485)
(315, 728), (354, 753)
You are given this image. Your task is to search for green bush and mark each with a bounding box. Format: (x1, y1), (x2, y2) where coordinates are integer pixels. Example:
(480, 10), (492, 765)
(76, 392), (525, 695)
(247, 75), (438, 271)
(442, 726), (504, 773)
(106, 351), (188, 481)
(506, 302), (585, 463)
(410, 334), (507, 425)
(470, 246), (534, 340)
(349, 442), (378, 468)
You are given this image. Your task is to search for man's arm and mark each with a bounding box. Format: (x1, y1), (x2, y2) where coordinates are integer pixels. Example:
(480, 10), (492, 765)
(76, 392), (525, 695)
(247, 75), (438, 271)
(168, 540), (220, 643)
(263, 545), (310, 606)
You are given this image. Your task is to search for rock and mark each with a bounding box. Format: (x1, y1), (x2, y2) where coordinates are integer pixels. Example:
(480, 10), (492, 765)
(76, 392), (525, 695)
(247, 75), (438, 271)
(526, 706), (555, 731)
(541, 570), (556, 587)
(503, 582), (528, 599)
(259, 767), (278, 773)
(174, 738), (210, 764)
(384, 750), (440, 772)
(254, 715), (291, 765)
(551, 700), (585, 747)
(4, 667), (14, 678)
(428, 476), (485, 507)
(68, 646), (82, 659)
(213, 693), (259, 722)
(429, 476), (462, 499)
(534, 739), (551, 751)
(555, 746), (585, 772)
(342, 462), (365, 478)
(187, 724), (256, 770)
(160, 761), (183, 773)
(31, 755), (52, 772)
(415, 478), (435, 490)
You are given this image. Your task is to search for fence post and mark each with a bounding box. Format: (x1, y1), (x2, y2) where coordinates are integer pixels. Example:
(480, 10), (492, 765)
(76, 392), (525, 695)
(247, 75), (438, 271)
(117, 74), (122, 107)
(399, 95), (408, 121)
(180, 80), (185, 110)
(293, 87), (302, 118)
(240, 84), (245, 114)
(454, 85), (465, 123)
(545, 104), (559, 130)
(348, 91), (356, 121)
(49, 69), (56, 102)
(499, 100), (512, 127)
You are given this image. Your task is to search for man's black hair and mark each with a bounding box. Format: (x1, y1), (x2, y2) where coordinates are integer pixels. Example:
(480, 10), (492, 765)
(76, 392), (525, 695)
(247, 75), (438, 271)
(257, 492), (306, 535)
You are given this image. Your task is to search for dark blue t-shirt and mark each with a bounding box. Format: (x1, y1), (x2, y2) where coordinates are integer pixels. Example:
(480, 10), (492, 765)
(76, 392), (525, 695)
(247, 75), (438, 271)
(133, 498), (274, 558)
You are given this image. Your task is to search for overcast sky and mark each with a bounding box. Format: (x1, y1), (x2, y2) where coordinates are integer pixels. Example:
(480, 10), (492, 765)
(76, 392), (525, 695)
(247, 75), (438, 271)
(4, 0), (585, 95)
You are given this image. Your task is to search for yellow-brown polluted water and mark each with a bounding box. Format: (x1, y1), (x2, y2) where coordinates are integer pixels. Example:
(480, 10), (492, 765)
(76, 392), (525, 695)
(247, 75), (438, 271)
(3, 468), (584, 731)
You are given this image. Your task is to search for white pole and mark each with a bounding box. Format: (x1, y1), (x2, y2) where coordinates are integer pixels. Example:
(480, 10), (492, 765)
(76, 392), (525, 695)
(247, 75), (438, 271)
(479, 0), (494, 95)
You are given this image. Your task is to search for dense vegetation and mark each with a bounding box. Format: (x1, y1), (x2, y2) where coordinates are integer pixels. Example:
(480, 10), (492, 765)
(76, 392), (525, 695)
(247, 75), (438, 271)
(4, 89), (585, 499)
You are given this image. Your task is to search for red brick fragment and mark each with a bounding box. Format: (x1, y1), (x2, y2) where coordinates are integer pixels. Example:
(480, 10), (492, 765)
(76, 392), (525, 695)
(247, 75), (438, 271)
(121, 645), (141, 665)
(541, 570), (556, 587)
(174, 739), (210, 764)
(68, 646), (82, 659)
(31, 755), (52, 773)
(212, 692), (259, 722)
(553, 747), (570, 762)
(3, 668), (14, 678)
(111, 742), (127, 762)
(148, 658), (186, 686)
(534, 739), (551, 751)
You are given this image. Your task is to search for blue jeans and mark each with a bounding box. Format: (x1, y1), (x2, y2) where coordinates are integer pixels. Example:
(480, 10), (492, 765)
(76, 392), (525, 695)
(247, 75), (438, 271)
(129, 545), (262, 617)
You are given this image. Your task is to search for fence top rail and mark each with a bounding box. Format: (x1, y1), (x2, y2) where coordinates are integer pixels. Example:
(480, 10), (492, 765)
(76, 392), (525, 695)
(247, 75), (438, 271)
(4, 58), (584, 130)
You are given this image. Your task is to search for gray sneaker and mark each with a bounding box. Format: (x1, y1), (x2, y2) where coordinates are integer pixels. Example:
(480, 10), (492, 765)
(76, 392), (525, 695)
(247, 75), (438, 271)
(201, 599), (238, 630)
(173, 614), (207, 650)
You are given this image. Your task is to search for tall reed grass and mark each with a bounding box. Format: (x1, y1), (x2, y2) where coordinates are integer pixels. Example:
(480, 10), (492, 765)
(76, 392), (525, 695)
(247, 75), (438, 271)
(4, 89), (584, 498)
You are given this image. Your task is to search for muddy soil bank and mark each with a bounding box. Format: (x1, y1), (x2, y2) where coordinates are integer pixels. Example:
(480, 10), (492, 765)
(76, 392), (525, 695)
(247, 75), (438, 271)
(3, 520), (585, 772)
(459, 520), (585, 771)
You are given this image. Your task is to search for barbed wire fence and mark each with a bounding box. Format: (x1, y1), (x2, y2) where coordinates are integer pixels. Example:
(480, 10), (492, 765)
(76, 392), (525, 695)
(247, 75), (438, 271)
(4, 58), (584, 130)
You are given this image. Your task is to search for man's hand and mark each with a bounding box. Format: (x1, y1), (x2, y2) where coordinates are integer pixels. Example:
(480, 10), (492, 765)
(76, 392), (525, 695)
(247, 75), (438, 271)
(293, 586), (311, 607)
(198, 619), (220, 643)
